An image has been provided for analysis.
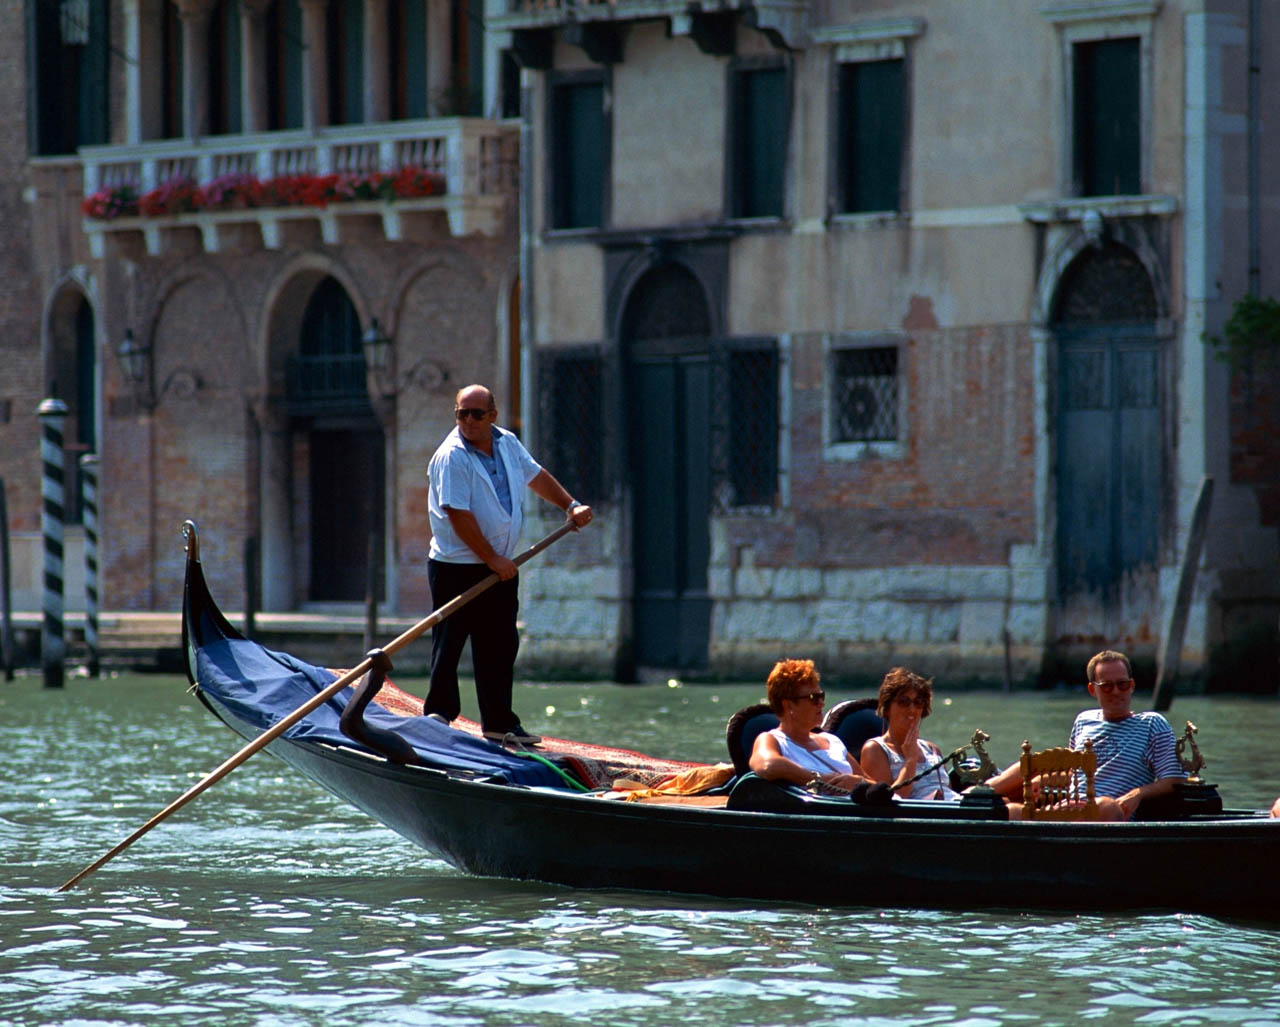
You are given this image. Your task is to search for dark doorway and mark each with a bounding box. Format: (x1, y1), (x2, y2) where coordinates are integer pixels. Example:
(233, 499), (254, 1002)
(1053, 243), (1161, 642)
(309, 427), (385, 600)
(288, 277), (385, 603)
(623, 263), (713, 669)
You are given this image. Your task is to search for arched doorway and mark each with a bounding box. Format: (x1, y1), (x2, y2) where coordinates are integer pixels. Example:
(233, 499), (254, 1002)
(47, 289), (98, 524)
(622, 262), (713, 670)
(1051, 242), (1162, 642)
(287, 277), (385, 602)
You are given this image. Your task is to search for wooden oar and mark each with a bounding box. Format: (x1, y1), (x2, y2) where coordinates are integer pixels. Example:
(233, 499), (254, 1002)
(57, 519), (579, 892)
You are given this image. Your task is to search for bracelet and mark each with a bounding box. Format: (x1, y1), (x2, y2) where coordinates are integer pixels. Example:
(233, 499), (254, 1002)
(807, 773), (823, 790)
(565, 499), (578, 512)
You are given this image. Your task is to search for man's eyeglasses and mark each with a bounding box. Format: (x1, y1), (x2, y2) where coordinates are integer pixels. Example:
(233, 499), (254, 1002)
(788, 690), (825, 704)
(894, 695), (927, 709)
(455, 407), (490, 421)
(1092, 678), (1134, 694)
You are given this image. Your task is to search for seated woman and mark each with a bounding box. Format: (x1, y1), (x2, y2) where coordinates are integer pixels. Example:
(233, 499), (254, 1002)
(748, 658), (871, 793)
(860, 667), (960, 801)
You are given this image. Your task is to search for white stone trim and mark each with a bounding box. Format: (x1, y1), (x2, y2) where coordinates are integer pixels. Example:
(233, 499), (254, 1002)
(1040, 1), (1161, 28)
(812, 17), (925, 63)
(1042, 1), (1161, 197)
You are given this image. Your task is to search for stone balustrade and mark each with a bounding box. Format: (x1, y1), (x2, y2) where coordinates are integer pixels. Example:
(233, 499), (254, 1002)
(79, 118), (518, 257)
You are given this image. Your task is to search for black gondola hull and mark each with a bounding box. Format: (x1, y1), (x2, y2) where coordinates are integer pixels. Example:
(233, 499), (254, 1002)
(182, 521), (1280, 917)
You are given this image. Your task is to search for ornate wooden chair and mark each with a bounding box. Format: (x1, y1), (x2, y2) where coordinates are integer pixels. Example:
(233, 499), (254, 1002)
(1020, 738), (1100, 821)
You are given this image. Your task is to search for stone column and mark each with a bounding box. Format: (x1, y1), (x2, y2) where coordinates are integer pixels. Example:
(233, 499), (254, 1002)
(364, 0), (390, 124)
(299, 0), (331, 130)
(240, 0), (274, 134)
(175, 0), (217, 139)
(256, 404), (295, 611)
(426, 0), (453, 115)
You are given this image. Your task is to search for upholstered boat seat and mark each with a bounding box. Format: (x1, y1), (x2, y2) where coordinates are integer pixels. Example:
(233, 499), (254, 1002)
(725, 703), (779, 776)
(821, 699), (886, 759)
(725, 697), (885, 777)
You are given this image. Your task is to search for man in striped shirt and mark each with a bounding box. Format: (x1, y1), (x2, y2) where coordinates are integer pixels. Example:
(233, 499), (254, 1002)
(984, 649), (1186, 820)
(1071, 649), (1186, 821)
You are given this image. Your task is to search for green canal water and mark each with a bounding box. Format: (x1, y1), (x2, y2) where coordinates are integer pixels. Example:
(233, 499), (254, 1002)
(3, 673), (1280, 1026)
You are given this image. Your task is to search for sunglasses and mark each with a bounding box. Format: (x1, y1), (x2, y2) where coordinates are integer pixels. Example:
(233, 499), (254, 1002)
(788, 690), (825, 704)
(894, 695), (927, 708)
(1092, 678), (1134, 694)
(455, 407), (491, 421)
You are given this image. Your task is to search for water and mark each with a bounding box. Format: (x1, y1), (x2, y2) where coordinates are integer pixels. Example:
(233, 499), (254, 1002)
(4, 673), (1280, 1026)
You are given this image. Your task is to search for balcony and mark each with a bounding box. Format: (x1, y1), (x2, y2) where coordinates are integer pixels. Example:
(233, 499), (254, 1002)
(490, 0), (811, 56)
(78, 118), (518, 259)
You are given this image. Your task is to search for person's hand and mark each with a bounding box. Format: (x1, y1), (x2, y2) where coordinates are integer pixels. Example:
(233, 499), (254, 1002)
(814, 772), (864, 793)
(901, 721), (920, 770)
(567, 503), (593, 530)
(487, 555), (518, 580)
(1270, 797), (1280, 819)
(1118, 788), (1143, 818)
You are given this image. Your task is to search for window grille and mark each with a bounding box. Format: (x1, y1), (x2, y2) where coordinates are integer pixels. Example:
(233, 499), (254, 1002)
(832, 346), (898, 443)
(539, 349), (603, 503)
(724, 347), (779, 507)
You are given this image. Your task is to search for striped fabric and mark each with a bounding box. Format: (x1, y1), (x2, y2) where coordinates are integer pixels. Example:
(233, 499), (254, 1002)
(1069, 710), (1186, 798)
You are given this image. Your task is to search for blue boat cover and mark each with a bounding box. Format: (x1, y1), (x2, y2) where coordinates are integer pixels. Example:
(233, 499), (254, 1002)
(194, 636), (563, 787)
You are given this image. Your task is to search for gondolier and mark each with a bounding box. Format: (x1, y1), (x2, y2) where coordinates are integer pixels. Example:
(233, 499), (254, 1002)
(425, 383), (592, 743)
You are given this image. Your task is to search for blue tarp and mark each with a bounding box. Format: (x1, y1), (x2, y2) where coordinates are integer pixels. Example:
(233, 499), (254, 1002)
(194, 636), (563, 787)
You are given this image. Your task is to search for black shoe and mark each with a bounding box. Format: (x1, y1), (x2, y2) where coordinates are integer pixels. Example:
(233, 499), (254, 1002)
(483, 723), (542, 745)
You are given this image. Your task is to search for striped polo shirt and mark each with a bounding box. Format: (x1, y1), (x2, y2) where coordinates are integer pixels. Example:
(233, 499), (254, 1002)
(1068, 709), (1187, 798)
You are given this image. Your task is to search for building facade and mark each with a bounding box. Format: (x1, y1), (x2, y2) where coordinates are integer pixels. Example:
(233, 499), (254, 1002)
(5, 0), (1277, 687)
(490, 0), (1280, 686)
(7, 0), (529, 628)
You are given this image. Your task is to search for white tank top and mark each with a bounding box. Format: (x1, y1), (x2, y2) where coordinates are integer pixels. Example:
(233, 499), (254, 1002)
(767, 728), (853, 777)
(870, 736), (960, 800)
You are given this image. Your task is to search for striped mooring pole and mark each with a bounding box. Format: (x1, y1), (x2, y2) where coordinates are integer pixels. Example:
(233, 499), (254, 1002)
(38, 398), (68, 689)
(80, 453), (100, 677)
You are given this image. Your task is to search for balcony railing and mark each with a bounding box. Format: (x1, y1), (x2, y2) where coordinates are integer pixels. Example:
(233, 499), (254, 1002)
(78, 118), (518, 257)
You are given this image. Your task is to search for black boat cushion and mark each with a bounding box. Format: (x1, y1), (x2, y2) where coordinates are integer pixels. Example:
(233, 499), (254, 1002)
(822, 699), (887, 760)
(725, 703), (779, 777)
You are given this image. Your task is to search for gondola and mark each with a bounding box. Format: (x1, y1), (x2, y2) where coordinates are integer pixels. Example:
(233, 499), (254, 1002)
(181, 521), (1280, 918)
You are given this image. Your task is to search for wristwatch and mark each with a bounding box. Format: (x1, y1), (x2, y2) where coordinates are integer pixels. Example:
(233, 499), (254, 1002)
(808, 773), (823, 790)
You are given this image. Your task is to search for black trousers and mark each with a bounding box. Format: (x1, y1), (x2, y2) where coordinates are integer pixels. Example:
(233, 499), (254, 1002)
(425, 559), (521, 733)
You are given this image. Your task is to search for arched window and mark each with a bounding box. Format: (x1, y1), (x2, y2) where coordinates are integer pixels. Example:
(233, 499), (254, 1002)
(287, 277), (370, 413)
(1052, 242), (1162, 638)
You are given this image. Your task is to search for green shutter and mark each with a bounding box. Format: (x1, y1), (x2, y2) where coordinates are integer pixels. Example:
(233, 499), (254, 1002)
(734, 66), (786, 218)
(838, 59), (903, 213)
(1074, 38), (1140, 196)
(552, 80), (604, 229)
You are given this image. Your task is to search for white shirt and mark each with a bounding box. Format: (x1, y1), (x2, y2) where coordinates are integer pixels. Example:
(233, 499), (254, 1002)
(767, 728), (854, 777)
(428, 425), (542, 563)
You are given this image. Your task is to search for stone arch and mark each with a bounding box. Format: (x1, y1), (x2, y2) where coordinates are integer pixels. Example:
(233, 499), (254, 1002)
(1050, 242), (1159, 324)
(146, 265), (251, 605)
(1033, 225), (1167, 328)
(1047, 235), (1166, 648)
(256, 256), (383, 610)
(42, 273), (101, 523)
(260, 253), (372, 401)
(618, 258), (715, 673)
(610, 250), (719, 345)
